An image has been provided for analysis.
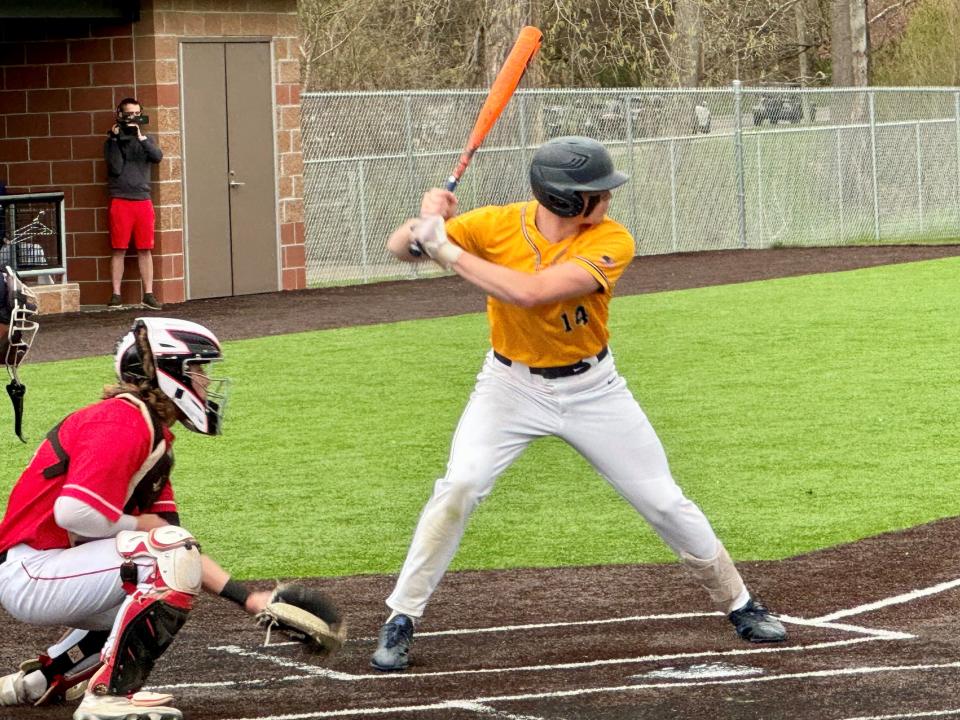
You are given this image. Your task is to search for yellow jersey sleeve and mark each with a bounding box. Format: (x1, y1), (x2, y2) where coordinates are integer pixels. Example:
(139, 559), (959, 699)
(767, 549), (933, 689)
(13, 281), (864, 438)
(568, 221), (635, 293)
(444, 204), (514, 259)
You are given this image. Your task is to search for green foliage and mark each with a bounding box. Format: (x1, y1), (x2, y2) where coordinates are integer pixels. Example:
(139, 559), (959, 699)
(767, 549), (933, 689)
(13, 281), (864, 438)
(2, 259), (959, 579)
(872, 0), (960, 86)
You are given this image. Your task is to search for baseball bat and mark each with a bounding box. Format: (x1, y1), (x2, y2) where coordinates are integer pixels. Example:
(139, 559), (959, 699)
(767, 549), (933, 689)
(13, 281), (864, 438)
(444, 25), (543, 192)
(410, 25), (542, 256)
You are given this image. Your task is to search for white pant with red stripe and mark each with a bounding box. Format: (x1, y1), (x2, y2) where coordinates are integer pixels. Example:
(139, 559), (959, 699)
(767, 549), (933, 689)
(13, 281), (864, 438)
(0, 540), (154, 631)
(387, 349), (727, 619)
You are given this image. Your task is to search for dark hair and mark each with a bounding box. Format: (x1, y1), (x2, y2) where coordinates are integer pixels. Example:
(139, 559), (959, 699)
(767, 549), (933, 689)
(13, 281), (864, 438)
(117, 97), (141, 112)
(102, 381), (179, 426)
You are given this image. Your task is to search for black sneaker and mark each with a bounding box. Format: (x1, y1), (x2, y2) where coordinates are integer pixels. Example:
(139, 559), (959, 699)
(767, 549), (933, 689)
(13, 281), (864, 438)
(141, 293), (163, 310)
(370, 614), (414, 671)
(106, 293), (123, 307)
(729, 598), (787, 643)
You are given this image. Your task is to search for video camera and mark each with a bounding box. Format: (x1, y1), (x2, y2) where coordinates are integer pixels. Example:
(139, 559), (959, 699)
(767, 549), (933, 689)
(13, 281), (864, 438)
(117, 112), (149, 135)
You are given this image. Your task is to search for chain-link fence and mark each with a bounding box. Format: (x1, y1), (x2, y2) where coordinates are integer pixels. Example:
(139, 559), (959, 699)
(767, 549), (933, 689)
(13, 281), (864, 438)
(301, 84), (960, 287)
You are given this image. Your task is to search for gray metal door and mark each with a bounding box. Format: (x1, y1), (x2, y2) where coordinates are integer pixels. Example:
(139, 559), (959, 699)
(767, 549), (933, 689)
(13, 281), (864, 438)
(181, 41), (278, 299)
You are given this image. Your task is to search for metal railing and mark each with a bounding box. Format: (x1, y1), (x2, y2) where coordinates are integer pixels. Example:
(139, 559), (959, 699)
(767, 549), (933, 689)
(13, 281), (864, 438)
(301, 84), (960, 286)
(0, 192), (67, 281)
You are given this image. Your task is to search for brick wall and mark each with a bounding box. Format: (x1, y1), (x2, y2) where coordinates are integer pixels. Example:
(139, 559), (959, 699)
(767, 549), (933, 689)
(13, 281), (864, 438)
(0, 0), (305, 306)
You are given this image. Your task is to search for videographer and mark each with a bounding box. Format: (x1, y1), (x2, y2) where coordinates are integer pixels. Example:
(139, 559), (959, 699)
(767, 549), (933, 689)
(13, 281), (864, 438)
(104, 98), (163, 310)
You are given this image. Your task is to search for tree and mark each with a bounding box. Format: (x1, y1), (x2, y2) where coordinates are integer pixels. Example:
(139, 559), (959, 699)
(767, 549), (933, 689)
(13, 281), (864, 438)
(482, 0), (538, 85)
(831, 0), (868, 86)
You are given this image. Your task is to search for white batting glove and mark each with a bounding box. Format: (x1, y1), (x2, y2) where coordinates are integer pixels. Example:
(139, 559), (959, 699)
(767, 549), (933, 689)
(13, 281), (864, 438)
(411, 215), (463, 269)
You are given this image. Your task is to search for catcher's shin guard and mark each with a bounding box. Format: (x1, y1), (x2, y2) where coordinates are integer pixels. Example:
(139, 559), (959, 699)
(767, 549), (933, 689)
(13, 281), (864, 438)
(86, 526), (202, 697)
(88, 591), (192, 696)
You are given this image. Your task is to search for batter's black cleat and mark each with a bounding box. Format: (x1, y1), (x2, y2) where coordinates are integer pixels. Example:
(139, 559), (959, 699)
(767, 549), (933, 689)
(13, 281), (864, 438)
(728, 598), (787, 643)
(370, 614), (414, 671)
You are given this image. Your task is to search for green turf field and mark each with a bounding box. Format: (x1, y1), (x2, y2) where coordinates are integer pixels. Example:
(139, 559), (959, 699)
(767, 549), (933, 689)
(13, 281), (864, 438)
(2, 257), (958, 579)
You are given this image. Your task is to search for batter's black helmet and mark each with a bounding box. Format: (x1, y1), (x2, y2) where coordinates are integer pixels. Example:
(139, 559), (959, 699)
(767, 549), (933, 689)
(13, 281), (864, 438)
(530, 136), (629, 217)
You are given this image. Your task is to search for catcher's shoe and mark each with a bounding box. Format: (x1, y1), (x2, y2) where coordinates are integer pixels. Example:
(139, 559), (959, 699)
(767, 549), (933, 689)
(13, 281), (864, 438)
(0, 660), (41, 705)
(728, 598), (787, 643)
(370, 614), (414, 671)
(73, 691), (181, 720)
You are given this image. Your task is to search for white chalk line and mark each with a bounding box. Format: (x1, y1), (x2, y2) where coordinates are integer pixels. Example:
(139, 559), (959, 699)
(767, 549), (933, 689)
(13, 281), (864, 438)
(193, 635), (888, 688)
(262, 611), (726, 647)
(812, 577), (960, 623)
(190, 607), (908, 689)
(841, 710), (960, 720)
(448, 702), (547, 720)
(779, 615), (914, 640)
(216, 661), (960, 720)
(179, 576), (960, 718)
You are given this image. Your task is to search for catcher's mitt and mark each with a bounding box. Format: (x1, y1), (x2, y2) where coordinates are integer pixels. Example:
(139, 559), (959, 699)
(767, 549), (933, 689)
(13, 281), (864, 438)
(256, 583), (346, 654)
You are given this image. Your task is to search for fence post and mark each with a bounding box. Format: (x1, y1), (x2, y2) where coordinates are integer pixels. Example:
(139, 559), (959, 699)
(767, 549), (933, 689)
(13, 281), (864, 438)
(868, 90), (880, 242)
(669, 138), (678, 252)
(732, 80), (747, 248)
(914, 122), (924, 233)
(835, 128), (846, 242)
(403, 94), (416, 215)
(756, 134), (765, 246)
(625, 94), (638, 240)
(954, 91), (960, 230)
(358, 158), (369, 283)
(519, 93), (529, 175)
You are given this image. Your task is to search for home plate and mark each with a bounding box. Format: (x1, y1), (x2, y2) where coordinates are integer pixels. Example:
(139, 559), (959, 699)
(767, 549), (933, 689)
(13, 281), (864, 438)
(636, 662), (766, 680)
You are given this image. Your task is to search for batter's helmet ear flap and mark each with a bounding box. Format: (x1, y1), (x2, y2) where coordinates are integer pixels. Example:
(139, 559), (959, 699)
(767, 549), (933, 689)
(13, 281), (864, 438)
(530, 135), (629, 218)
(538, 189), (584, 218)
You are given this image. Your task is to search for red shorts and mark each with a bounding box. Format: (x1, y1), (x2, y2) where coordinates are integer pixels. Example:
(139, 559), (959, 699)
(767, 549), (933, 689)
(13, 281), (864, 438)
(109, 198), (155, 251)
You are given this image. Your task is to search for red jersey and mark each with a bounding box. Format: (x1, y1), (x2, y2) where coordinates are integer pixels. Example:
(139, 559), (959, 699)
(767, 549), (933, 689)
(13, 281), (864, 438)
(0, 396), (177, 552)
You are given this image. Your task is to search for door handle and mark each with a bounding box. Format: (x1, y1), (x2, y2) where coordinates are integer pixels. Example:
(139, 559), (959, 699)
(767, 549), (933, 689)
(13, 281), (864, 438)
(229, 180), (245, 188)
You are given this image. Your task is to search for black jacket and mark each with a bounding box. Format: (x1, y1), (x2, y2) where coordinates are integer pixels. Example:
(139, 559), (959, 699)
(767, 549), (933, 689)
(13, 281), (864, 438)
(103, 133), (163, 200)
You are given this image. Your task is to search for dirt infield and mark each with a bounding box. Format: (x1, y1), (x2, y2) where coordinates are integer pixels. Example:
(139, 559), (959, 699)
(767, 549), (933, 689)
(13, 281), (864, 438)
(8, 244), (960, 719)
(5, 516), (960, 719)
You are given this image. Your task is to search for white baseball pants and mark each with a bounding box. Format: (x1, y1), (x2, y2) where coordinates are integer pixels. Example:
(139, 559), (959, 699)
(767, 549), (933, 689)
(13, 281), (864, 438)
(387, 349), (728, 619)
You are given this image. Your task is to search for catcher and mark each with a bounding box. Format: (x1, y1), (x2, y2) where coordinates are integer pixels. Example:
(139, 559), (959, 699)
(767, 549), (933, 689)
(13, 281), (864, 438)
(0, 317), (344, 720)
(0, 265), (39, 442)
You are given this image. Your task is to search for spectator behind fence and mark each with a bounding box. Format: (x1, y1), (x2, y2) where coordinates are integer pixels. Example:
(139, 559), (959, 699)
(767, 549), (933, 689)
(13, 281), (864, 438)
(104, 98), (163, 310)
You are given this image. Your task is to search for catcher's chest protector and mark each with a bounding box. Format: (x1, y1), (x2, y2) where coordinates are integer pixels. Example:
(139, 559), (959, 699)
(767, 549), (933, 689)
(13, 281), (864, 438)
(41, 395), (173, 513)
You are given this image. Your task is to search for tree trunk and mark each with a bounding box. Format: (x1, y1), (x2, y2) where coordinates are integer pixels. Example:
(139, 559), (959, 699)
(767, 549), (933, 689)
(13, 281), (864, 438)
(849, 0), (869, 86)
(673, 0), (703, 87)
(483, 0), (535, 86)
(795, 0), (810, 84)
(831, 0), (852, 85)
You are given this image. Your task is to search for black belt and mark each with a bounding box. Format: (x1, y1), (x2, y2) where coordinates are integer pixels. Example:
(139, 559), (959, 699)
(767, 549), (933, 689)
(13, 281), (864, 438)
(0, 550), (6, 564)
(494, 346), (608, 379)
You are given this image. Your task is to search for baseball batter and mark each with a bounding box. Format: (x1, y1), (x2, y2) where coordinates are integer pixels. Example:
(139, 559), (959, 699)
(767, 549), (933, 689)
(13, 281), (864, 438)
(0, 317), (272, 720)
(371, 136), (787, 671)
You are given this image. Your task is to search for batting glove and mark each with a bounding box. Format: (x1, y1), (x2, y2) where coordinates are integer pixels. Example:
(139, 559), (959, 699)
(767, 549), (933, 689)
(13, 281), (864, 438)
(412, 215), (463, 270)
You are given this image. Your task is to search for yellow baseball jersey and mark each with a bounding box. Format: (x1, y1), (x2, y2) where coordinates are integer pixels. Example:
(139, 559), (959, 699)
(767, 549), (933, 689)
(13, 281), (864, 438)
(446, 200), (635, 366)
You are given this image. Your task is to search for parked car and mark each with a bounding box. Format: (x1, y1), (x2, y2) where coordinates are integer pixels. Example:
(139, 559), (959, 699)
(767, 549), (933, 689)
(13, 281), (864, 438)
(752, 92), (808, 126)
(542, 95), (668, 140)
(542, 98), (610, 139)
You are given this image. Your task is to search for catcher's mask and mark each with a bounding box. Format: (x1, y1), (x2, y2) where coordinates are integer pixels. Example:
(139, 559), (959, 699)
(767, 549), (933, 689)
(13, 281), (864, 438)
(114, 317), (230, 435)
(1, 266), (38, 442)
(1, 265), (39, 377)
(529, 135), (629, 218)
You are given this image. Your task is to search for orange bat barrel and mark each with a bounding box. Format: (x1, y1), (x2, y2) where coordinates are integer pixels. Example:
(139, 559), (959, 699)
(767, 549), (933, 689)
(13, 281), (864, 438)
(445, 25), (543, 190)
